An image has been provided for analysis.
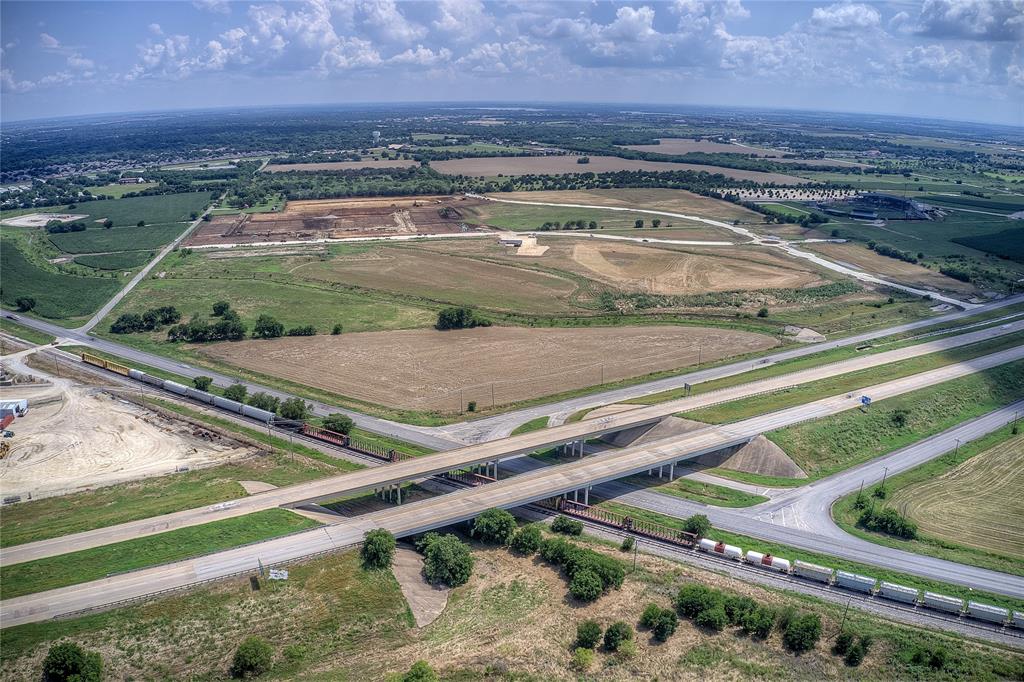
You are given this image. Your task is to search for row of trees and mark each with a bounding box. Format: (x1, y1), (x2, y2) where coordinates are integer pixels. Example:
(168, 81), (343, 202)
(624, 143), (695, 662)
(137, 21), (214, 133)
(435, 306), (490, 331)
(110, 306), (182, 334)
(208, 379), (310, 420)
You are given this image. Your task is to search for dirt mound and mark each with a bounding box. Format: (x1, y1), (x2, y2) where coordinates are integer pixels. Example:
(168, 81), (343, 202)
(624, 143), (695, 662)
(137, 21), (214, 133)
(591, 409), (806, 478)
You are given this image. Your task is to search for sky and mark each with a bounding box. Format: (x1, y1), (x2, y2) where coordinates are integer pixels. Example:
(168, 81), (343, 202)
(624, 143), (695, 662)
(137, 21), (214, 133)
(1, 0), (1022, 125)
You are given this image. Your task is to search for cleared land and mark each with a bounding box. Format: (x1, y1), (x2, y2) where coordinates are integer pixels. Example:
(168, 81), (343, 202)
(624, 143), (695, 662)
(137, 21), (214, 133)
(431, 156), (807, 184)
(202, 325), (779, 412)
(187, 195), (485, 246)
(802, 242), (978, 296)
(621, 139), (867, 167)
(890, 434), (1024, 557)
(481, 188), (761, 224)
(1, 213), (88, 227)
(0, 378), (257, 500)
(264, 159), (418, 172)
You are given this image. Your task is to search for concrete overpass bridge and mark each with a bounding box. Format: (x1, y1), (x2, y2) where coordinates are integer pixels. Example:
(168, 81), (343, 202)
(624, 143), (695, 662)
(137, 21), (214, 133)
(3, 343), (1023, 626)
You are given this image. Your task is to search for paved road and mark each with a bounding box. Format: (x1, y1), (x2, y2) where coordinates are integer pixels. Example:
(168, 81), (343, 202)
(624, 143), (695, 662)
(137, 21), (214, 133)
(6, 321), (1020, 565)
(4, 345), (1023, 626)
(5, 295), (1023, 450)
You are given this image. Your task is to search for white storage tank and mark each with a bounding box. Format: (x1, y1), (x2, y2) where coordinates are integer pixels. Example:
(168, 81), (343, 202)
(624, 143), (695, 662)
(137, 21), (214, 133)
(922, 592), (964, 614)
(879, 582), (919, 604)
(698, 538), (717, 553)
(1012, 611), (1024, 629)
(793, 560), (833, 584)
(745, 551), (790, 573)
(966, 601), (1009, 624)
(722, 543), (742, 560)
(697, 538), (742, 559)
(836, 570), (876, 594)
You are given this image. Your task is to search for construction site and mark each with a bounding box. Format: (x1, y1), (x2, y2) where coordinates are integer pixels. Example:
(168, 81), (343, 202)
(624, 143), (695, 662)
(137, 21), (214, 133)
(186, 195), (489, 247)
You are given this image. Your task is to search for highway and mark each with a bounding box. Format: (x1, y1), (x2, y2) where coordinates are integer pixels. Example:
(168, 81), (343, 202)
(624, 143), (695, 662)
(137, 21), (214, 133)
(5, 295), (1023, 451)
(5, 319), (1021, 565)
(3, 344), (1023, 626)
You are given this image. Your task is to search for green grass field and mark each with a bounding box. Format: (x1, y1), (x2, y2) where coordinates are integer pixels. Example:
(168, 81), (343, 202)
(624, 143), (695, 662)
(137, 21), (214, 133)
(0, 509), (318, 599)
(50, 223), (188, 254)
(47, 192), (212, 228)
(510, 415), (550, 436)
(683, 331), (1024, 425)
(765, 359), (1024, 480)
(0, 238), (123, 320)
(831, 425), (1024, 577)
(83, 182), (160, 198)
(0, 318), (55, 346)
(73, 250), (156, 270)
(628, 476), (768, 507)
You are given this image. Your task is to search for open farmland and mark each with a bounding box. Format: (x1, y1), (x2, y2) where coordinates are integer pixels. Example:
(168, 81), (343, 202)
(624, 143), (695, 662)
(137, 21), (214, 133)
(264, 159), (418, 172)
(202, 325), (779, 412)
(0, 239), (122, 320)
(478, 188), (761, 225)
(187, 195), (485, 246)
(890, 434), (1024, 558)
(73, 250), (155, 270)
(802, 242), (979, 295)
(48, 223), (187, 254)
(430, 156), (807, 184)
(68, 192), (212, 227)
(620, 139), (868, 167)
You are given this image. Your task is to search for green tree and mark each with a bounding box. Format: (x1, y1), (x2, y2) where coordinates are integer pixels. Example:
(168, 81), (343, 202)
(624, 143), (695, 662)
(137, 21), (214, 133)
(510, 523), (543, 555)
(42, 642), (102, 682)
(212, 301), (232, 316)
(361, 529), (396, 569)
(323, 413), (354, 434)
(435, 306), (490, 330)
(741, 606), (776, 639)
(192, 376), (213, 391)
(14, 296), (36, 312)
(569, 568), (603, 602)
(472, 508), (517, 545)
(640, 602), (663, 628)
(652, 610), (678, 642)
(571, 647), (595, 671)
(332, 323), (343, 335)
(783, 613), (822, 653)
(551, 515), (583, 536)
(682, 514), (712, 538)
(634, 219), (644, 229)
(136, 220), (145, 227)
(757, 307), (769, 318)
(422, 534), (474, 587)
(603, 621), (633, 651)
(695, 603), (729, 631)
(576, 619), (603, 649)
(402, 661), (438, 682)
(620, 536), (635, 552)
(224, 383), (248, 402)
(230, 636), (273, 678)
(278, 397), (309, 420)
(652, 219), (661, 228)
(253, 314), (284, 339)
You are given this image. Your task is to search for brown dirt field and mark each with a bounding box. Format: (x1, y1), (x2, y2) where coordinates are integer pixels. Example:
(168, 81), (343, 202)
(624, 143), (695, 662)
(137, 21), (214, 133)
(202, 325), (779, 412)
(491, 188), (762, 224)
(295, 244), (579, 313)
(803, 242), (978, 295)
(890, 435), (1024, 557)
(621, 140), (868, 167)
(263, 159), (418, 172)
(431, 156), (806, 184)
(186, 195), (486, 246)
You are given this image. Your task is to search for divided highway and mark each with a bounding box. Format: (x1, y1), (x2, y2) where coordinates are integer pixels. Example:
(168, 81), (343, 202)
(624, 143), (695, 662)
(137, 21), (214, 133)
(3, 344), (1023, 626)
(5, 319), (1022, 566)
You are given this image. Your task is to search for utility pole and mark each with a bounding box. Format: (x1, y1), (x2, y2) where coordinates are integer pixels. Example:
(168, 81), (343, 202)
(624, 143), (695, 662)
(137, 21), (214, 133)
(953, 437), (961, 457)
(880, 466), (888, 489)
(633, 538), (639, 573)
(835, 599), (852, 639)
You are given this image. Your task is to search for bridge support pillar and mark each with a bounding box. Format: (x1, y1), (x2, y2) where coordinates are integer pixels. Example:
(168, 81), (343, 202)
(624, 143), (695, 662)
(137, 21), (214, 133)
(583, 487), (590, 505)
(658, 465), (664, 479)
(669, 463), (675, 481)
(396, 483), (402, 505)
(648, 469), (653, 477)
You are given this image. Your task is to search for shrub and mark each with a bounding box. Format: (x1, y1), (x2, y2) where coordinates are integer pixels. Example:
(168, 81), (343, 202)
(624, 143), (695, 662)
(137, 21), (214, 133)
(278, 397), (309, 420)
(909, 644), (948, 670)
(576, 620), (603, 649)
(466, 400), (477, 412)
(248, 392), (280, 413)
(833, 631), (855, 656)
(472, 508), (518, 545)
(402, 660), (439, 682)
(539, 537), (574, 565)
(435, 306), (490, 330)
(286, 325), (317, 336)
(682, 514), (711, 538)
(361, 529), (396, 569)
(551, 515), (583, 536)
(776, 605), (797, 631)
(224, 383), (248, 402)
(193, 376), (213, 391)
(570, 647), (595, 672)
(569, 568), (603, 602)
(724, 595), (758, 625)
(620, 536), (635, 552)
(422, 533), (474, 587)
(510, 524), (543, 555)
(603, 621), (633, 651)
(230, 636), (273, 678)
(858, 506), (917, 539)
(694, 603), (729, 632)
(212, 300), (232, 316)
(845, 639), (869, 667)
(741, 606), (776, 639)
(782, 613), (822, 653)
(42, 642), (102, 682)
(323, 413), (354, 435)
(640, 602), (663, 628)
(675, 583), (722, 619)
(757, 307), (769, 318)
(253, 314), (284, 339)
(331, 323), (343, 335)
(14, 296), (35, 312)
(652, 610), (678, 642)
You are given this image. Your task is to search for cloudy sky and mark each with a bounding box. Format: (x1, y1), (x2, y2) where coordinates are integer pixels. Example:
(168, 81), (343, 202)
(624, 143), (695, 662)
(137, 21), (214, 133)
(2, 0), (1022, 125)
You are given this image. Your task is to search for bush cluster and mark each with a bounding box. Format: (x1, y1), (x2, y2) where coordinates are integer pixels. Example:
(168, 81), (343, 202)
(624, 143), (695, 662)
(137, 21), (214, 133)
(510, 523), (543, 555)
(110, 305), (181, 333)
(675, 584), (778, 638)
(868, 240), (918, 264)
(538, 537), (624, 602)
(230, 637), (273, 678)
(639, 603), (678, 642)
(417, 533), (474, 587)
(42, 642), (102, 682)
(833, 630), (873, 667)
(361, 529), (396, 569)
(858, 506), (918, 539)
(46, 220), (87, 233)
(550, 515), (583, 536)
(471, 508), (518, 545)
(435, 306), (491, 330)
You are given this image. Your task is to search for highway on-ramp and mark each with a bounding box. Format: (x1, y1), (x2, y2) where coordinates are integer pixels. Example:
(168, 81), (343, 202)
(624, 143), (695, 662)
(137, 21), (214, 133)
(3, 344), (1022, 627)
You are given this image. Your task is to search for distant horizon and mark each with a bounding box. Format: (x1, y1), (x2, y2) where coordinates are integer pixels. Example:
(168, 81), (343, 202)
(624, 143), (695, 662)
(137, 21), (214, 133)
(5, 99), (1022, 133)
(3, 1), (1022, 126)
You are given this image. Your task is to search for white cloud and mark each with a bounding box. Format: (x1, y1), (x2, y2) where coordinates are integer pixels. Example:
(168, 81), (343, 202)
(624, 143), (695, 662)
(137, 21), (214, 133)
(389, 45), (452, 66)
(67, 53), (95, 70)
(39, 33), (60, 49)
(149, 23), (164, 36)
(809, 3), (881, 31)
(319, 36), (381, 71)
(432, 0), (488, 39)
(1, 68), (35, 93)
(911, 0), (1024, 41)
(193, 0), (230, 14)
(358, 0), (426, 44)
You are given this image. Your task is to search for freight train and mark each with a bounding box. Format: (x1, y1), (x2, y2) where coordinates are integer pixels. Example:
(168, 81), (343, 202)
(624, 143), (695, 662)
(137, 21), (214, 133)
(697, 537), (1024, 628)
(80, 353), (276, 424)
